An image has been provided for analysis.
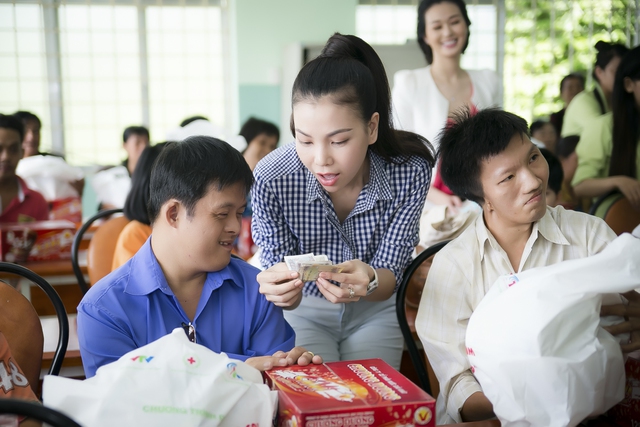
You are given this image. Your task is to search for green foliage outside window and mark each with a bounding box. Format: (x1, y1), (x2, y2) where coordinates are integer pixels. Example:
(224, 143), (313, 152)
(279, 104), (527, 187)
(503, 0), (637, 123)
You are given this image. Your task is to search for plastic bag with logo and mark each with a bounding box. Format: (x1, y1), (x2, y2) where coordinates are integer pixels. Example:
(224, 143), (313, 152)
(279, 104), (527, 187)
(465, 233), (640, 427)
(42, 328), (277, 427)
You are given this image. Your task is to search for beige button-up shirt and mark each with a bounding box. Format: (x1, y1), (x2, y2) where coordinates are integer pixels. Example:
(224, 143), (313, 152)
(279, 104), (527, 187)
(416, 206), (616, 424)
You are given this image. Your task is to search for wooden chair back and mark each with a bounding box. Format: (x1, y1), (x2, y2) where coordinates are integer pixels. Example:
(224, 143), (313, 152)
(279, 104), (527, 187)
(87, 215), (130, 285)
(603, 196), (640, 235)
(0, 281), (44, 394)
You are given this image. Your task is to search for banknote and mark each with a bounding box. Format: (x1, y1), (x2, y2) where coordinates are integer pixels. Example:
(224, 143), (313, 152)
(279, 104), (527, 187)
(299, 264), (344, 282)
(284, 253), (316, 271)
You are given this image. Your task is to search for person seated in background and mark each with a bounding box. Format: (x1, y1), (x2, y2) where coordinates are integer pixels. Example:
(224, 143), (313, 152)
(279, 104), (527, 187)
(239, 117), (280, 171)
(93, 125), (150, 210)
(111, 142), (169, 271)
(572, 45), (640, 212)
(121, 126), (150, 177)
(539, 148), (563, 207)
(77, 136), (322, 378)
(530, 119), (558, 152)
(0, 114), (48, 223)
(415, 108), (633, 424)
(562, 41), (629, 137)
(555, 135), (581, 210)
(0, 330), (42, 427)
(549, 73), (585, 135)
(233, 117), (280, 260)
(13, 111), (60, 158)
(13, 111), (84, 201)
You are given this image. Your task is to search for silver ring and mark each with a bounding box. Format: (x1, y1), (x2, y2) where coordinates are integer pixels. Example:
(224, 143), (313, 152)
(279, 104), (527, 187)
(348, 286), (355, 299)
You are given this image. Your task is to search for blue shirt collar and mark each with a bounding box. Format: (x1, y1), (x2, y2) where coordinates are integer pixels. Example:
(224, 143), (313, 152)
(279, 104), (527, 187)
(124, 237), (241, 297)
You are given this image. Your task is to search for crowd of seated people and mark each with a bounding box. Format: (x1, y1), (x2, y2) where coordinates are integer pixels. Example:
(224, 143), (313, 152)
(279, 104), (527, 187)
(2, 2), (639, 425)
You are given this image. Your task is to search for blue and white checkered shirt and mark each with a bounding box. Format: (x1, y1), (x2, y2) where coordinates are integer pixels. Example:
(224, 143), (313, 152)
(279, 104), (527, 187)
(251, 142), (431, 298)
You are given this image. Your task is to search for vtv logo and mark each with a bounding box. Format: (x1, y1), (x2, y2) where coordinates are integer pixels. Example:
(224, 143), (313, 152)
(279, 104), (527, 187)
(131, 355), (154, 363)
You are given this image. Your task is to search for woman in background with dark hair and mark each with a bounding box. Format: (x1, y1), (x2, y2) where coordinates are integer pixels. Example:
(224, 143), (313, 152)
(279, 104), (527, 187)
(561, 41), (629, 137)
(392, 0), (501, 213)
(572, 45), (640, 211)
(111, 142), (169, 270)
(252, 33), (435, 369)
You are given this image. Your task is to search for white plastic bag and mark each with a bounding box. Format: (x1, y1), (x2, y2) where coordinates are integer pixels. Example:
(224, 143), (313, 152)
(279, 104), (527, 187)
(91, 165), (131, 208)
(42, 328), (277, 427)
(466, 233), (640, 427)
(16, 155), (84, 200)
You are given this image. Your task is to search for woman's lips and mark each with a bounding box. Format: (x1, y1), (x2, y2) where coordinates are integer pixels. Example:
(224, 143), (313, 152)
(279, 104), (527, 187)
(317, 173), (339, 187)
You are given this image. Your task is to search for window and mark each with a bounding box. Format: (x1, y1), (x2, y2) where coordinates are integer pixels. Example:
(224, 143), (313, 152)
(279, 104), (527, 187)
(0, 0), (230, 166)
(356, 0), (499, 72)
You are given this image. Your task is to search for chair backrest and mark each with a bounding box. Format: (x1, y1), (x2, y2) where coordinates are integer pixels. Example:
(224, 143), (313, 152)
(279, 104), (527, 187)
(603, 195), (640, 235)
(0, 281), (43, 393)
(0, 399), (82, 427)
(71, 208), (124, 294)
(396, 240), (449, 396)
(0, 263), (69, 380)
(87, 215), (130, 285)
(589, 190), (640, 235)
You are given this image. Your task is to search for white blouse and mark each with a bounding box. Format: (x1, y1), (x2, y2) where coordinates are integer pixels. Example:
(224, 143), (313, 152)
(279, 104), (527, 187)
(392, 65), (503, 149)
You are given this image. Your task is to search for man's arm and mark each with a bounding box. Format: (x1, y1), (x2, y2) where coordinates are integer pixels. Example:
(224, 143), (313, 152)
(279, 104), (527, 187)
(416, 249), (494, 423)
(76, 302), (138, 378)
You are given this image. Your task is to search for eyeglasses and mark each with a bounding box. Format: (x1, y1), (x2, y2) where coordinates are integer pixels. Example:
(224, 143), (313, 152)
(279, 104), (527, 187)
(181, 322), (197, 343)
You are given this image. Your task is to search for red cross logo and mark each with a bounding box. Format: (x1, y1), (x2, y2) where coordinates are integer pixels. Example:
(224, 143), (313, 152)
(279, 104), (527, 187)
(188, 357), (196, 365)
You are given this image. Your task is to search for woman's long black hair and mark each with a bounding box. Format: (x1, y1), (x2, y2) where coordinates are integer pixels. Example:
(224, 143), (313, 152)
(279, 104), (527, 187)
(609, 45), (640, 178)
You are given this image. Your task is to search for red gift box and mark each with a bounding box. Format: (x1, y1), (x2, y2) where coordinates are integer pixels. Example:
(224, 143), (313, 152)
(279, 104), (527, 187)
(608, 355), (640, 426)
(49, 196), (82, 224)
(1, 220), (76, 262)
(265, 358), (436, 427)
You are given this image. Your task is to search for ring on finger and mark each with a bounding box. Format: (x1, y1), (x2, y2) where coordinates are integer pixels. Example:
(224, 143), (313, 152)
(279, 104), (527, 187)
(305, 351), (315, 358)
(348, 286), (355, 299)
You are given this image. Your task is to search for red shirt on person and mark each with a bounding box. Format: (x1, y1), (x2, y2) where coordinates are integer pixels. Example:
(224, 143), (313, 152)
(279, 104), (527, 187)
(0, 177), (49, 223)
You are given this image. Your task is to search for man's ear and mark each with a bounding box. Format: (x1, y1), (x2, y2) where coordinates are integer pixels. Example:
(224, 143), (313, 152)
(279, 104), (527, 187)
(162, 200), (181, 229)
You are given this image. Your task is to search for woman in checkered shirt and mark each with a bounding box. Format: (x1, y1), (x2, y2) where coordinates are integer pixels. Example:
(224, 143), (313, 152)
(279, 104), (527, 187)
(251, 33), (435, 370)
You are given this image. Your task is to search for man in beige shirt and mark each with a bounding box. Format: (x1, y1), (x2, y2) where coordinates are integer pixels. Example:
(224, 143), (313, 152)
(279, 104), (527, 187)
(416, 108), (631, 424)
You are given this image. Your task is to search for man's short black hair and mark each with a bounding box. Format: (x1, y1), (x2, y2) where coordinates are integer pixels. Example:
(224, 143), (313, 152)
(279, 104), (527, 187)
(148, 136), (253, 223)
(539, 148), (563, 194)
(556, 135), (580, 159)
(559, 73), (585, 94)
(0, 114), (25, 141)
(122, 126), (149, 143)
(239, 117), (280, 147)
(438, 108), (530, 205)
(13, 111), (41, 127)
(180, 116), (209, 127)
(530, 119), (549, 135)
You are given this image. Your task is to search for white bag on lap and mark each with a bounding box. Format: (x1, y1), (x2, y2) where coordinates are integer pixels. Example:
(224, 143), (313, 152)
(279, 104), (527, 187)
(466, 233), (640, 427)
(42, 328), (277, 427)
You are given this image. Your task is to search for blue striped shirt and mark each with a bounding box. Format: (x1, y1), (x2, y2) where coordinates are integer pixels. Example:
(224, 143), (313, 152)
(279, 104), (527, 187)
(251, 142), (431, 298)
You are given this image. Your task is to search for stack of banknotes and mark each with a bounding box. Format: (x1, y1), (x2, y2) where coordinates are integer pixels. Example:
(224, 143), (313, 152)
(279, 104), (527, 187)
(284, 253), (344, 281)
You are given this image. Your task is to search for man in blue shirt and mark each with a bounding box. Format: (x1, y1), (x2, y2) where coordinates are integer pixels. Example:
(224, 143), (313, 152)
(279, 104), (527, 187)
(77, 136), (322, 378)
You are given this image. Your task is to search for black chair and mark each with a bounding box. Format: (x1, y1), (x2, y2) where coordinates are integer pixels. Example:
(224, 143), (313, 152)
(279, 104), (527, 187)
(0, 399), (82, 427)
(396, 240), (450, 395)
(71, 208), (123, 294)
(0, 262), (69, 377)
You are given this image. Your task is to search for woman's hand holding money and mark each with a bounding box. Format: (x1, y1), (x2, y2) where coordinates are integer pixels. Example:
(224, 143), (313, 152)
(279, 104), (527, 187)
(316, 260), (373, 303)
(257, 262), (304, 309)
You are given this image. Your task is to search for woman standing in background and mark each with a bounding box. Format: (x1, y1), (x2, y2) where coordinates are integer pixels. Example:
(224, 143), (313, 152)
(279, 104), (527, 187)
(392, 0), (502, 213)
